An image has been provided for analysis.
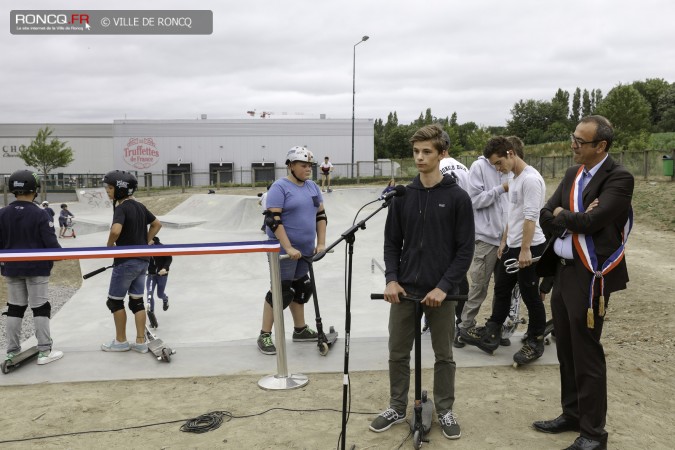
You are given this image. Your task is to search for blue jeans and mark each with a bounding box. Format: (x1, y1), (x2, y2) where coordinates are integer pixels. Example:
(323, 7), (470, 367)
(146, 274), (169, 310)
(108, 259), (149, 300)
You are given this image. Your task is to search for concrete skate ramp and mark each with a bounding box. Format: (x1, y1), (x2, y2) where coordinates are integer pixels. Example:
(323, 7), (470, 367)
(0, 187), (557, 386)
(158, 194), (262, 229)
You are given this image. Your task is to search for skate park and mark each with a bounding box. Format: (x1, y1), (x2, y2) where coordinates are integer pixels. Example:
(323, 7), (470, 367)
(0, 187), (557, 387)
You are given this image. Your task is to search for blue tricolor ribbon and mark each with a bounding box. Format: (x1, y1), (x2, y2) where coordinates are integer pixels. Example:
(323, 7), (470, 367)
(0, 240), (280, 262)
(569, 166), (633, 328)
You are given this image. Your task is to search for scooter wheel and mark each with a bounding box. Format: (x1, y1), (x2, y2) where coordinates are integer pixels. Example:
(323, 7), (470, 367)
(147, 309), (158, 329)
(319, 342), (329, 356)
(1, 361), (10, 374)
(413, 429), (422, 449)
(512, 362), (520, 369)
(161, 349), (172, 362)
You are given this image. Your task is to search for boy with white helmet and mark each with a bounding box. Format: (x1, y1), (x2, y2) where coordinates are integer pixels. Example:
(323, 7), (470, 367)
(257, 146), (327, 355)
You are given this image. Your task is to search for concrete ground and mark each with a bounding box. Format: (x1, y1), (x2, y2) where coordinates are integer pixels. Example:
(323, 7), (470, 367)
(0, 187), (556, 386)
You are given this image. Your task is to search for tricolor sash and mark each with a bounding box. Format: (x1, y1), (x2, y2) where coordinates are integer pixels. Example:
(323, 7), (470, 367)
(569, 165), (633, 328)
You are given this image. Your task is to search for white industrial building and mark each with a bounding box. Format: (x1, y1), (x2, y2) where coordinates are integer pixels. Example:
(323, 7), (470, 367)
(0, 118), (375, 187)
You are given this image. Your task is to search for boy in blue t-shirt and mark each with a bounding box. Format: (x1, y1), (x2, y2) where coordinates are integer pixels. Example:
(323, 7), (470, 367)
(257, 146), (327, 355)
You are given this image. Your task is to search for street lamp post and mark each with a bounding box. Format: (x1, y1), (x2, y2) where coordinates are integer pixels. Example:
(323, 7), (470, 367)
(351, 35), (369, 179)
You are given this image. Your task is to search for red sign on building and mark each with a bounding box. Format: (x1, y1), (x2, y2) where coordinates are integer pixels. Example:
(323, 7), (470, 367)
(123, 137), (160, 169)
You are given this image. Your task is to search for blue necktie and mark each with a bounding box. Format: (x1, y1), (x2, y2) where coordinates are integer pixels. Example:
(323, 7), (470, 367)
(581, 170), (591, 191)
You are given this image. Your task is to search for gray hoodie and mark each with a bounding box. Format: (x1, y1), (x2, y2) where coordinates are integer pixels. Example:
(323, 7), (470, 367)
(467, 156), (509, 247)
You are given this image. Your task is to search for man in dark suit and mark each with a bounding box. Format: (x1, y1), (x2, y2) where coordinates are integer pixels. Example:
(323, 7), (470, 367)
(536, 115), (634, 450)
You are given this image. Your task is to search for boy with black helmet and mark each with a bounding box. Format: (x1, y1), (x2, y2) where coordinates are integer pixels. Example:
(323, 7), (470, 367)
(1, 170), (63, 366)
(257, 146), (327, 355)
(101, 170), (162, 353)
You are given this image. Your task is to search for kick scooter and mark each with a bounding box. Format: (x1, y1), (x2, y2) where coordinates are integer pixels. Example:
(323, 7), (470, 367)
(303, 255), (338, 356)
(1, 346), (39, 374)
(145, 325), (175, 362)
(146, 275), (159, 329)
(372, 292), (467, 449)
(501, 284), (527, 345)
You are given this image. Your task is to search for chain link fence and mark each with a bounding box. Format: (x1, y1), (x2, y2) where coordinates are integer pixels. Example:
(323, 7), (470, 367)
(2, 149), (674, 203)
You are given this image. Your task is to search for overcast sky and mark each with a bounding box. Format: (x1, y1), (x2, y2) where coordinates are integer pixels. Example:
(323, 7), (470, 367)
(2, 0), (674, 127)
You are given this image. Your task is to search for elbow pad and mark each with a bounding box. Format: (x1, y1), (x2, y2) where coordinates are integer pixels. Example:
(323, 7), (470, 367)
(264, 210), (283, 232)
(316, 210), (327, 224)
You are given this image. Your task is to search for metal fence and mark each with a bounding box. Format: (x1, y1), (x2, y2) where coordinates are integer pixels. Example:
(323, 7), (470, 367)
(2, 149), (674, 196)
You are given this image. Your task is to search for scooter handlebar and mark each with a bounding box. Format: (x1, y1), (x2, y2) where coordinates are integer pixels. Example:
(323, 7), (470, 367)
(82, 265), (113, 279)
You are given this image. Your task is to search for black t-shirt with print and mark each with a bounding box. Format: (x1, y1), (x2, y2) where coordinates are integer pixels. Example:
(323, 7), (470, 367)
(112, 199), (156, 263)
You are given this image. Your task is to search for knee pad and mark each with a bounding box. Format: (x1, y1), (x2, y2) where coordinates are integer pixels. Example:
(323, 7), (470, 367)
(6, 303), (28, 318)
(31, 301), (51, 318)
(106, 298), (125, 313)
(264, 281), (295, 309)
(128, 297), (145, 314)
(291, 274), (313, 304)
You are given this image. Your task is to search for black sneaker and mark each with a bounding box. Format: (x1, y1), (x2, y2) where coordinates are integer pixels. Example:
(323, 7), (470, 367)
(257, 332), (276, 355)
(513, 336), (544, 365)
(459, 326), (484, 345)
(438, 410), (461, 439)
(162, 297), (169, 311)
(292, 325), (318, 342)
(453, 328), (465, 348)
(369, 408), (406, 432)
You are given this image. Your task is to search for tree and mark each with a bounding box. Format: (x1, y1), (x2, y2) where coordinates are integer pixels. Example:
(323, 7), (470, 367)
(582, 89), (592, 117)
(656, 83), (675, 132)
(449, 112), (458, 127)
(374, 118), (386, 158)
(551, 88), (570, 124)
(385, 124), (414, 159)
(506, 99), (553, 144)
(19, 127), (74, 196)
(570, 87), (581, 124)
(594, 89), (603, 110)
(632, 78), (670, 128)
(464, 126), (492, 153)
(595, 84), (651, 149)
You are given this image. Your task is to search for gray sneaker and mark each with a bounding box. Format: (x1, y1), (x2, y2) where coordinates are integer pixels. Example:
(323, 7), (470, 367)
(292, 325), (318, 342)
(369, 408), (406, 433)
(257, 332), (276, 355)
(438, 410), (461, 439)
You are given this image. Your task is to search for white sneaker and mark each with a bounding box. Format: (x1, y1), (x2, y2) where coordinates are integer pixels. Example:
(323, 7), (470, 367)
(131, 341), (149, 353)
(37, 349), (64, 365)
(101, 340), (131, 352)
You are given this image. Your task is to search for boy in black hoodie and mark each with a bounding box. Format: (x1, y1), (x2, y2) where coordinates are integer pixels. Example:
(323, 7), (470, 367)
(369, 125), (474, 440)
(147, 236), (172, 312)
(1, 170), (63, 366)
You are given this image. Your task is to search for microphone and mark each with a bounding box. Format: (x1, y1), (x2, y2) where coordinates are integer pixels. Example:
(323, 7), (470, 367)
(380, 185), (406, 201)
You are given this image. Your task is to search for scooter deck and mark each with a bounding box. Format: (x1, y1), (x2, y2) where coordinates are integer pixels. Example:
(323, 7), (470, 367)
(145, 328), (174, 362)
(1, 346), (39, 374)
(323, 331), (338, 345)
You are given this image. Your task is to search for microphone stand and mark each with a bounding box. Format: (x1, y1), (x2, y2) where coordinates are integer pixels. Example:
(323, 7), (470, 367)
(313, 197), (395, 450)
